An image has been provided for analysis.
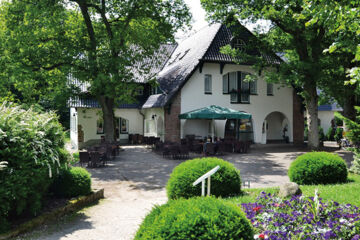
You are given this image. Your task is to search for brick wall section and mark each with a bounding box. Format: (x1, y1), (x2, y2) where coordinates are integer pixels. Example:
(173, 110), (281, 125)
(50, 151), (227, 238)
(293, 91), (304, 145)
(164, 92), (181, 143)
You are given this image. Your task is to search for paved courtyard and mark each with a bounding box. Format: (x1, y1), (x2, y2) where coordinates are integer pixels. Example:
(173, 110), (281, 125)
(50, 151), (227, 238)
(14, 144), (353, 240)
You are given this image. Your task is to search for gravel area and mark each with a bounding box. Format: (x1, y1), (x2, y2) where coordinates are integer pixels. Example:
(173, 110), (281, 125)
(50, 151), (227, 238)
(13, 143), (353, 240)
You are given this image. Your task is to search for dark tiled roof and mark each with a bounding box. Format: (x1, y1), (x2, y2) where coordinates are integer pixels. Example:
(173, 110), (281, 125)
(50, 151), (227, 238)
(68, 96), (144, 109)
(142, 94), (167, 108)
(318, 103), (343, 111)
(202, 25), (281, 64)
(143, 24), (221, 108)
(131, 44), (178, 83)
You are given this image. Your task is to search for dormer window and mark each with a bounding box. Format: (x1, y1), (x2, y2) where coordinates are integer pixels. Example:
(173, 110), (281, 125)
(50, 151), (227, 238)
(232, 39), (246, 51)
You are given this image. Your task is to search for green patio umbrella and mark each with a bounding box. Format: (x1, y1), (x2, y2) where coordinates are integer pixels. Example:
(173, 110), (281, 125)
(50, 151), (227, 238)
(178, 105), (251, 120)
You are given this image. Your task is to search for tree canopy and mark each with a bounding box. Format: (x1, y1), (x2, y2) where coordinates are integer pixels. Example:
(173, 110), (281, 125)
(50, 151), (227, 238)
(0, 0), (191, 138)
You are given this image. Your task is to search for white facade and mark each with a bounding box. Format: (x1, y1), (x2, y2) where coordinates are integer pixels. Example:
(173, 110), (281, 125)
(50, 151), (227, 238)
(71, 107), (144, 148)
(180, 63), (294, 143)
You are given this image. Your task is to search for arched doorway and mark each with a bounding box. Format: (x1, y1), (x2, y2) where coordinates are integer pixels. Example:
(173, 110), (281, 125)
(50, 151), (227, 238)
(224, 118), (254, 142)
(262, 112), (289, 144)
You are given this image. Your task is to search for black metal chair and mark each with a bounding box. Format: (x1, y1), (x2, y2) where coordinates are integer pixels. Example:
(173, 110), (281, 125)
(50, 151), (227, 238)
(179, 145), (190, 159)
(89, 151), (102, 167)
(79, 151), (90, 167)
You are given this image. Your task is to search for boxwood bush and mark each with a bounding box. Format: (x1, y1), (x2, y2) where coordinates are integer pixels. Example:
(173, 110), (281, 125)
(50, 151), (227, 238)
(0, 103), (68, 233)
(288, 152), (348, 185)
(166, 157), (241, 199)
(51, 167), (91, 198)
(134, 197), (254, 240)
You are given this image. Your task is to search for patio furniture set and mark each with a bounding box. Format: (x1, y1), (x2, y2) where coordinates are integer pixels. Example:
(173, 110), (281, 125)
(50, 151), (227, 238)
(79, 142), (120, 168)
(154, 135), (251, 160)
(128, 134), (161, 145)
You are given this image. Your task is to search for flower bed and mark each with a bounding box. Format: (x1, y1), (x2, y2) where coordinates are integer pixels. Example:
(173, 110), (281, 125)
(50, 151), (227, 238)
(242, 192), (360, 240)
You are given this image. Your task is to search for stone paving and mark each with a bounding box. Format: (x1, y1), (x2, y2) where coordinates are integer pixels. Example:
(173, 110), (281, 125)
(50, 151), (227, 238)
(14, 144), (353, 240)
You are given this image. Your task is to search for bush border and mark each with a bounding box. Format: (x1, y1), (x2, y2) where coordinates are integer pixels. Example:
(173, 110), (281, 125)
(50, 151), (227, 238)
(0, 188), (104, 240)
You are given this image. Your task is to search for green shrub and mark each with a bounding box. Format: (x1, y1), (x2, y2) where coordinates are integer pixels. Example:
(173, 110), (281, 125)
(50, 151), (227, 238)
(334, 127), (343, 143)
(166, 157), (241, 199)
(134, 197), (254, 240)
(0, 102), (68, 233)
(52, 167), (91, 198)
(326, 127), (335, 141)
(288, 152), (348, 185)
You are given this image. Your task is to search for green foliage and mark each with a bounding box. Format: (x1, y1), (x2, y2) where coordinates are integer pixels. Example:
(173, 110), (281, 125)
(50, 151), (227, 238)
(349, 149), (360, 175)
(166, 157), (241, 199)
(334, 127), (344, 143)
(134, 197), (254, 240)
(326, 127), (335, 141)
(336, 108), (360, 146)
(0, 102), (68, 233)
(334, 115), (343, 127)
(288, 152), (348, 185)
(51, 167), (91, 198)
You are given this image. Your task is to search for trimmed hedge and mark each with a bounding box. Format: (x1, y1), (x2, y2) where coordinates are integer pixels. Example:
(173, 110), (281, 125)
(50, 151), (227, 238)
(0, 103), (68, 233)
(288, 152), (348, 185)
(166, 157), (241, 199)
(52, 167), (91, 198)
(134, 197), (254, 240)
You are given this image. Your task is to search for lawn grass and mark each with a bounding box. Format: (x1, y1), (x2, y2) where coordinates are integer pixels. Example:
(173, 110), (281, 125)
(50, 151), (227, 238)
(229, 173), (360, 206)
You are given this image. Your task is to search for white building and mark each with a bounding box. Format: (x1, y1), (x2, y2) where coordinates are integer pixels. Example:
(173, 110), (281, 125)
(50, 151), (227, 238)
(318, 103), (343, 134)
(69, 23), (304, 149)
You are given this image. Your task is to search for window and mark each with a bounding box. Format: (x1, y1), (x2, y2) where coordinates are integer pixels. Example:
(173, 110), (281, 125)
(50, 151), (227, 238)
(96, 117), (104, 134)
(204, 74), (212, 94)
(233, 39), (246, 51)
(120, 118), (128, 134)
(224, 71), (254, 103)
(222, 74), (229, 94)
(267, 83), (274, 96)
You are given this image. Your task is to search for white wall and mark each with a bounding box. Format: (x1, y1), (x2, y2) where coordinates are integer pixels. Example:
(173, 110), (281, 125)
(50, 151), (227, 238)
(180, 63), (294, 143)
(318, 111), (336, 134)
(77, 108), (143, 143)
(143, 108), (165, 141)
(265, 112), (285, 140)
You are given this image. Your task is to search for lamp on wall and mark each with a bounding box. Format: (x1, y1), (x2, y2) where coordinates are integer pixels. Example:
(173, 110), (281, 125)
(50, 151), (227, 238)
(152, 114), (157, 120)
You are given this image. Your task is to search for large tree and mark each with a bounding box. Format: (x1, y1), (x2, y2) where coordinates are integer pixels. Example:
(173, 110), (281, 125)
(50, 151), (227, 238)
(0, 0), (191, 140)
(201, 0), (360, 149)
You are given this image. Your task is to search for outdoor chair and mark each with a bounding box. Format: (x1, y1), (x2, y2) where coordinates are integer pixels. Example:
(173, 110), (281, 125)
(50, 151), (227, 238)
(179, 145), (190, 159)
(79, 151), (90, 167)
(162, 145), (171, 158)
(217, 142), (227, 155)
(143, 136), (149, 144)
(204, 143), (215, 156)
(89, 151), (102, 167)
(169, 145), (180, 159)
(131, 134), (138, 144)
(154, 137), (160, 144)
(138, 135), (143, 144)
(234, 141), (245, 153)
(148, 136), (155, 145)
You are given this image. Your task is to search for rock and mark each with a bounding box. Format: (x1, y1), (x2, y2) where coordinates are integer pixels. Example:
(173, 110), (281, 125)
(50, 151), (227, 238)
(279, 182), (302, 198)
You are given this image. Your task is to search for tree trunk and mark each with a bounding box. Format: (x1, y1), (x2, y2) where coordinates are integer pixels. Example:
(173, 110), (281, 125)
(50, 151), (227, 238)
(98, 96), (115, 143)
(305, 85), (320, 150)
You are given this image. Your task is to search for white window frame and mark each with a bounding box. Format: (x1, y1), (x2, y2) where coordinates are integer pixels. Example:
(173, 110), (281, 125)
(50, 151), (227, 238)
(267, 83), (274, 96)
(204, 74), (212, 94)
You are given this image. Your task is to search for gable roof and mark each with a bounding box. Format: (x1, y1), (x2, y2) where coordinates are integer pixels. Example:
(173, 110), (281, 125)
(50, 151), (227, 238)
(143, 23), (282, 109)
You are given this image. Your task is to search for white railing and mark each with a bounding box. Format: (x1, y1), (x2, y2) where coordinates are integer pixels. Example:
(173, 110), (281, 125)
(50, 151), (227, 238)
(193, 165), (220, 196)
